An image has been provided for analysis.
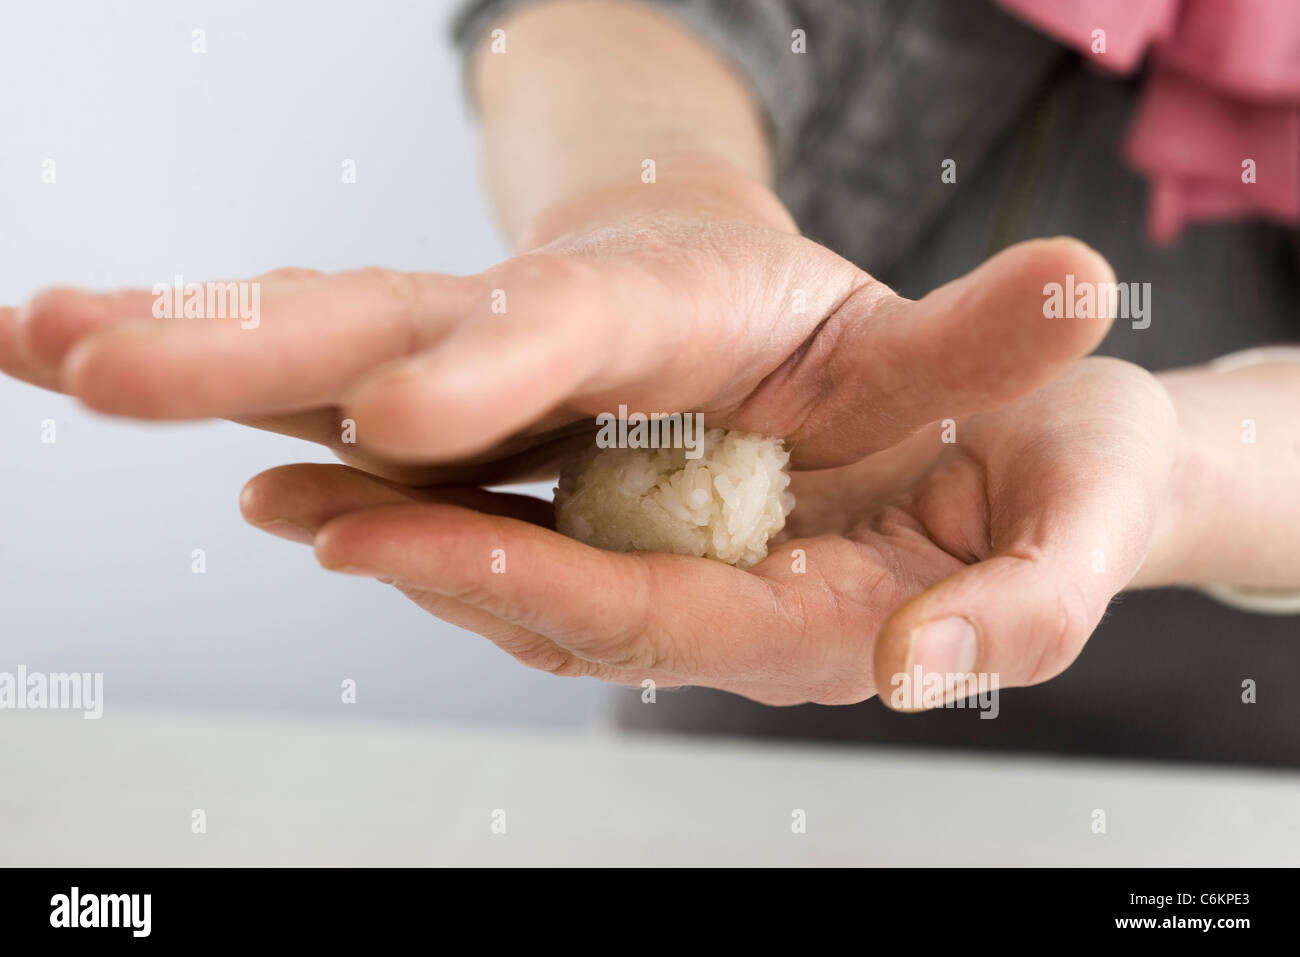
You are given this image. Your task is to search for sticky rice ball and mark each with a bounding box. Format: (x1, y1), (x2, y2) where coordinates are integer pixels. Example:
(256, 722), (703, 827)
(554, 428), (795, 568)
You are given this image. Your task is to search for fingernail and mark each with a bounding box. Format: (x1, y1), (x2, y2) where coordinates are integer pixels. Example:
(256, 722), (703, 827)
(907, 616), (978, 678)
(10, 303), (40, 362)
(254, 519), (316, 545)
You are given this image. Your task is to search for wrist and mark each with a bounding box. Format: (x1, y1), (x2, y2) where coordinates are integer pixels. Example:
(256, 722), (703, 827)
(516, 150), (798, 251)
(1130, 362), (1300, 592)
(1130, 392), (1221, 589)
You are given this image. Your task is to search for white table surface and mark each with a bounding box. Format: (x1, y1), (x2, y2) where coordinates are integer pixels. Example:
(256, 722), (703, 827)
(2, 708), (1297, 866)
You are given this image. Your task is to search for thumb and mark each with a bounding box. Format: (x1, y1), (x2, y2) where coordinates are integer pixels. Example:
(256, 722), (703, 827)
(872, 550), (1130, 713)
(872, 361), (1179, 709)
(770, 237), (1118, 468)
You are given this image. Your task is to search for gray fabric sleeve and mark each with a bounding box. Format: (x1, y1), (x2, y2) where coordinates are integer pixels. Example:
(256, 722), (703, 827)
(449, 0), (823, 173)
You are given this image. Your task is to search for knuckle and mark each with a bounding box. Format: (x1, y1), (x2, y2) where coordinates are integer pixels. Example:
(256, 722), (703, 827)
(350, 266), (444, 354)
(569, 616), (664, 672)
(803, 671), (871, 705)
(584, 554), (670, 672)
(261, 267), (321, 283)
(502, 254), (602, 325)
(1027, 579), (1093, 684)
(490, 629), (594, 678)
(353, 265), (419, 306)
(521, 647), (594, 678)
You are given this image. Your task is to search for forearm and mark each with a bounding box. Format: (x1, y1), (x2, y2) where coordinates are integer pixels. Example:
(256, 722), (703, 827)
(468, 0), (795, 249)
(1136, 356), (1300, 591)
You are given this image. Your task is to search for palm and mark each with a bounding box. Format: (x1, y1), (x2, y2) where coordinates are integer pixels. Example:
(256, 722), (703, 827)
(235, 219), (864, 486)
(241, 358), (1179, 706)
(2, 227), (1112, 483)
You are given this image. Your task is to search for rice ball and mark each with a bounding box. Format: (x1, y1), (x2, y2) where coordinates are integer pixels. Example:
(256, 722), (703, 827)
(554, 428), (795, 568)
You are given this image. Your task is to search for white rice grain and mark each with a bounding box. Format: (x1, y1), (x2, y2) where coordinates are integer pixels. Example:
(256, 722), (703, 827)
(554, 429), (795, 568)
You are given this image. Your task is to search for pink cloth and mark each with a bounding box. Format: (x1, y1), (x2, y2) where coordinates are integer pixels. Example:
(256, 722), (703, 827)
(997, 0), (1300, 242)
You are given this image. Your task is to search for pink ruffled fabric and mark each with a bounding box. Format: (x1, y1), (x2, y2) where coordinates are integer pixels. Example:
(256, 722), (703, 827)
(997, 0), (1300, 242)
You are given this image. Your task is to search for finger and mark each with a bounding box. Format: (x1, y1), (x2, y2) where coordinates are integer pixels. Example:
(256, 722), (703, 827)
(0, 305), (65, 391)
(873, 362), (1179, 707)
(14, 276), (316, 372)
(310, 501), (795, 680)
(745, 237), (1119, 468)
(342, 256), (617, 462)
(239, 463), (620, 679)
(394, 583), (632, 683)
(239, 462), (554, 543)
(250, 464), (889, 703)
(53, 268), (476, 419)
(14, 287), (158, 369)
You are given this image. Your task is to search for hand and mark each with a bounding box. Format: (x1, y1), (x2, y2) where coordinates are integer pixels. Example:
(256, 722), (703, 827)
(0, 190), (1114, 485)
(237, 356), (1183, 707)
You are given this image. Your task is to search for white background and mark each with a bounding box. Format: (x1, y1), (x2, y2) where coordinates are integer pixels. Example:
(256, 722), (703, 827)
(0, 0), (612, 726)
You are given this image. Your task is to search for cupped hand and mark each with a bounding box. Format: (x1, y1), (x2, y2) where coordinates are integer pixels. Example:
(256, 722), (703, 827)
(0, 217), (1113, 484)
(238, 357), (1181, 707)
